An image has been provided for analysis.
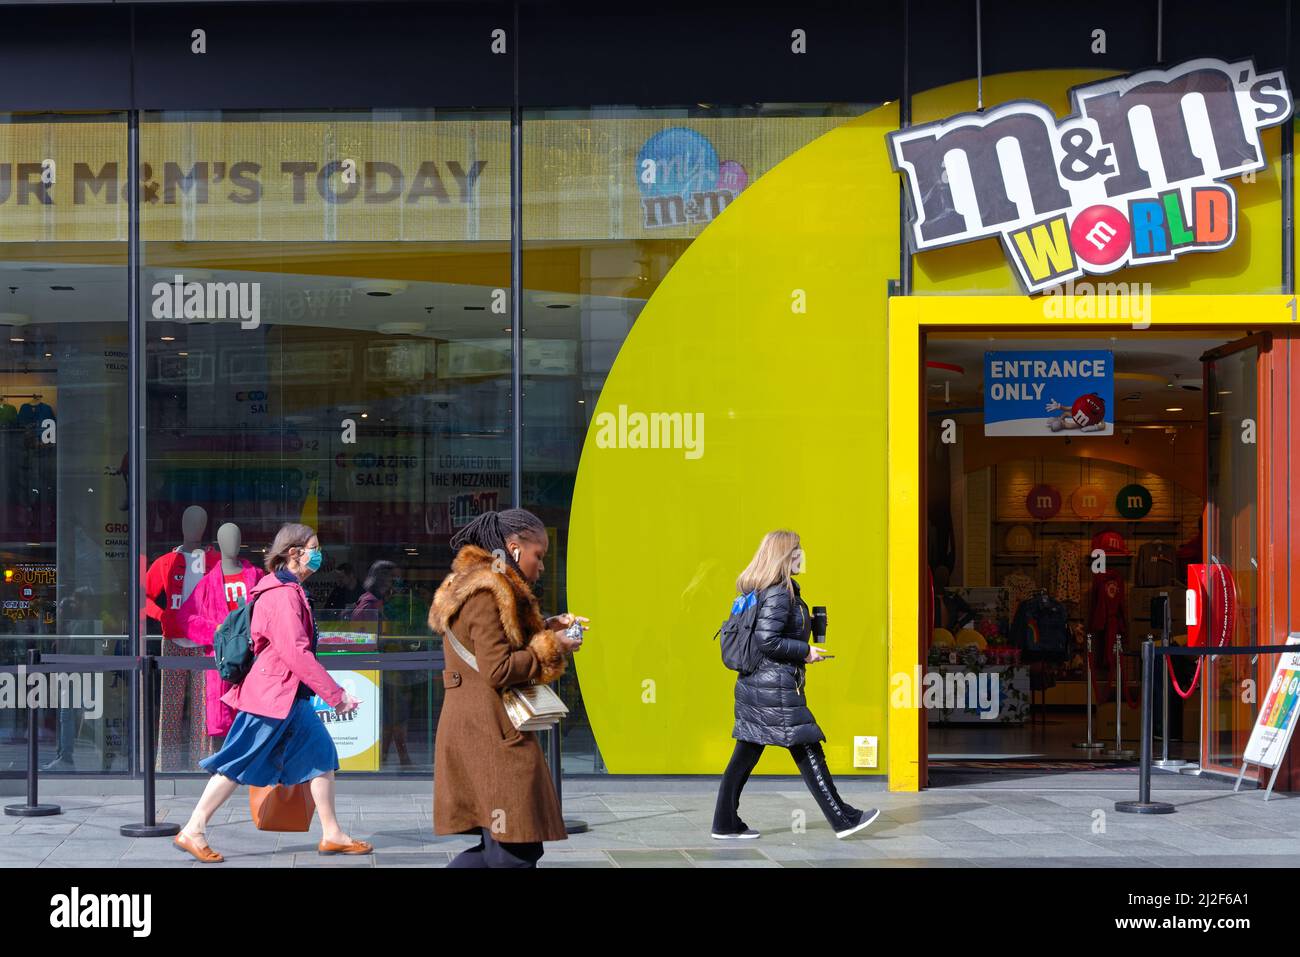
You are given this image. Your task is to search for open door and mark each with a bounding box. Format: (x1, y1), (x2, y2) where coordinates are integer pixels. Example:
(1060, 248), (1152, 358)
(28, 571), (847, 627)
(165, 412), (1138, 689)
(1199, 333), (1270, 778)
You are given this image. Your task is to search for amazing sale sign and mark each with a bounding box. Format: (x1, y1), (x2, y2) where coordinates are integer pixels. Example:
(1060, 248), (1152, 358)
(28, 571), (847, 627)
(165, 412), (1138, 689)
(889, 58), (1293, 293)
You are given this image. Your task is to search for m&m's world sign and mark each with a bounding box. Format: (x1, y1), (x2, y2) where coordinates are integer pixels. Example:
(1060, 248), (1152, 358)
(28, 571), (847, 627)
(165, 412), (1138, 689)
(888, 59), (1293, 293)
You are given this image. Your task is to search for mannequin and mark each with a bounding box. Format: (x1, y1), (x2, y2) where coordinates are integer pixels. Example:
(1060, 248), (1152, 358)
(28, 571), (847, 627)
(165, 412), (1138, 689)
(174, 523), (265, 739)
(147, 505), (219, 771)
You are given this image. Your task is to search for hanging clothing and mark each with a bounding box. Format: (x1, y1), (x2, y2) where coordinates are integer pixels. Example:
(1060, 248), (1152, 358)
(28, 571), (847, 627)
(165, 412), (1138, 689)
(1088, 571), (1128, 683)
(0, 402), (17, 426)
(1136, 541), (1177, 587)
(1010, 592), (1071, 661)
(1002, 572), (1037, 619)
(1052, 541), (1082, 604)
(173, 558), (266, 736)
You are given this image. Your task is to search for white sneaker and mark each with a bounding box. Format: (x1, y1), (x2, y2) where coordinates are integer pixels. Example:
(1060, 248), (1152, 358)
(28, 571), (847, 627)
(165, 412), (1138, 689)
(835, 808), (880, 839)
(711, 827), (761, 840)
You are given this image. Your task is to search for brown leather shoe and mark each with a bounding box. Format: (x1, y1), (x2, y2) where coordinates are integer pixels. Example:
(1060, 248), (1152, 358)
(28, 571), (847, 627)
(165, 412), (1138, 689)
(318, 837), (374, 856)
(174, 831), (224, 863)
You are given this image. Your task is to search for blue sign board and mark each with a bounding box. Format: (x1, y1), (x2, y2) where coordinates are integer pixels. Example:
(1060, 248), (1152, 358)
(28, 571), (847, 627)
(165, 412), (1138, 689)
(984, 350), (1114, 437)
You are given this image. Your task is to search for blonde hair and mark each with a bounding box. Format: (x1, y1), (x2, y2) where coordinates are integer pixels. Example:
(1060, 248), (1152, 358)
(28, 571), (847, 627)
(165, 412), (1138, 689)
(736, 530), (800, 597)
(265, 523), (315, 572)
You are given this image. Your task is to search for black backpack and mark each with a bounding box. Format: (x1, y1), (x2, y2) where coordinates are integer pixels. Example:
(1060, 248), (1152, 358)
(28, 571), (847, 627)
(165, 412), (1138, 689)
(713, 591), (762, 674)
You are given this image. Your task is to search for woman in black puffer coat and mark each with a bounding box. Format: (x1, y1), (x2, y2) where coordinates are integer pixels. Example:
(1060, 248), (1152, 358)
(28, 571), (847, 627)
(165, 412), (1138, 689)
(712, 530), (878, 841)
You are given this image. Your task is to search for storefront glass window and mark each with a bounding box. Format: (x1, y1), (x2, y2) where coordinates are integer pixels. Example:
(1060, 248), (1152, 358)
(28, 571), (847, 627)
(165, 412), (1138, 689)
(139, 109), (510, 773)
(0, 112), (131, 775)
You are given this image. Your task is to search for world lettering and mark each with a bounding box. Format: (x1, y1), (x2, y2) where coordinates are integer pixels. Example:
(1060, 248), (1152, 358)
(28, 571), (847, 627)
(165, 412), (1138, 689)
(888, 58), (1294, 293)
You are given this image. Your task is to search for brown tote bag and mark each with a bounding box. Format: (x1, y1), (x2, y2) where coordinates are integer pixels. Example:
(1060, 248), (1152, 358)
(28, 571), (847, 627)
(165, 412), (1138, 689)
(249, 783), (317, 831)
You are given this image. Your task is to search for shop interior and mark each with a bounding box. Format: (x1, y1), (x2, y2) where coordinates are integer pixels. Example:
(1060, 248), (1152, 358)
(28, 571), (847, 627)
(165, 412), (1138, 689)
(923, 331), (1230, 766)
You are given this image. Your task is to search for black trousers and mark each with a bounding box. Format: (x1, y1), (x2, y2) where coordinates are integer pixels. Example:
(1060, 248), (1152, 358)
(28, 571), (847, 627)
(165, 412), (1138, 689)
(447, 827), (544, 868)
(712, 739), (858, 834)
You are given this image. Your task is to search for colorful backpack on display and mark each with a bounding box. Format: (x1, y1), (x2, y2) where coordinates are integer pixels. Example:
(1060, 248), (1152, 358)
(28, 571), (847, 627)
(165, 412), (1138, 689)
(714, 591), (762, 674)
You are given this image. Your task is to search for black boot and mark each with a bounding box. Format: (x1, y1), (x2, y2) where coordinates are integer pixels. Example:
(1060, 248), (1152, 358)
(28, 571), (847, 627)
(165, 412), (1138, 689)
(791, 741), (860, 833)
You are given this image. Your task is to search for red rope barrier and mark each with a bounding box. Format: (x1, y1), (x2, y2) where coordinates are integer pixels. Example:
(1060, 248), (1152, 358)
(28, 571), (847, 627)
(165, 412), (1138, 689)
(1166, 655), (1202, 700)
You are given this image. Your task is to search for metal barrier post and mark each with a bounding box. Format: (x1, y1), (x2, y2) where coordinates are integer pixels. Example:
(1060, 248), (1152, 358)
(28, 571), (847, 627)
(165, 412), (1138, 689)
(120, 655), (179, 838)
(546, 723), (588, 835)
(1103, 635), (1134, 759)
(1074, 633), (1102, 751)
(4, 648), (61, 817)
(1116, 639), (1175, 814)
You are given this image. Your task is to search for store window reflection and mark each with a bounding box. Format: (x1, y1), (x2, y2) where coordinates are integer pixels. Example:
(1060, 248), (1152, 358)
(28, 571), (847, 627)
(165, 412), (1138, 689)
(0, 113), (130, 776)
(139, 108), (510, 772)
(521, 104), (870, 771)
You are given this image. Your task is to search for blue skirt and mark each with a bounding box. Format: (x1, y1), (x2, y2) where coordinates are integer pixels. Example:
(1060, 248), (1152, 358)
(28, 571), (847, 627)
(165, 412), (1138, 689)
(199, 699), (339, 787)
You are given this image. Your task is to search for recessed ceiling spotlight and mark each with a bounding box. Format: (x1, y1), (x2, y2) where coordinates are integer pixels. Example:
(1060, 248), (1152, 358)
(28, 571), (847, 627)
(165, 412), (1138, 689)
(353, 279), (407, 298)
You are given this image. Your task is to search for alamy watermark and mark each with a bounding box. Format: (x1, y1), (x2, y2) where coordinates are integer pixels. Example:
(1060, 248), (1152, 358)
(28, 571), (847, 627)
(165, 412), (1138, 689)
(891, 666), (1001, 719)
(0, 667), (103, 719)
(1040, 278), (1152, 329)
(151, 273), (261, 329)
(592, 404), (704, 459)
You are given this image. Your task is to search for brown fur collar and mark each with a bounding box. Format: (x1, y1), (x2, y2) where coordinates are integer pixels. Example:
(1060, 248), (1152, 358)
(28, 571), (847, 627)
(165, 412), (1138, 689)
(428, 544), (567, 684)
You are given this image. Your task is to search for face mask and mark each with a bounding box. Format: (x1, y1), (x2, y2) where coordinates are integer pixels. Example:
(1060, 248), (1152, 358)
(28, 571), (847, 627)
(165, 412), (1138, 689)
(303, 548), (323, 572)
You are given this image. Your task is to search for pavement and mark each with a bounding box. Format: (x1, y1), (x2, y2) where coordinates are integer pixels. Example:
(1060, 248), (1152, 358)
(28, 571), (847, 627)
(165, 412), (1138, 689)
(3, 772), (1300, 868)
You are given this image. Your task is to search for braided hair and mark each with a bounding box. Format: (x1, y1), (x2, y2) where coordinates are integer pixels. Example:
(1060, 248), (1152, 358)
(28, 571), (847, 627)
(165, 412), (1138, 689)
(449, 508), (546, 576)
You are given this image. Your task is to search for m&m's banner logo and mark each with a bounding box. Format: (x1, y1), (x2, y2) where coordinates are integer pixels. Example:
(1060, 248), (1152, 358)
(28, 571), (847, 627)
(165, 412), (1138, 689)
(888, 58), (1293, 293)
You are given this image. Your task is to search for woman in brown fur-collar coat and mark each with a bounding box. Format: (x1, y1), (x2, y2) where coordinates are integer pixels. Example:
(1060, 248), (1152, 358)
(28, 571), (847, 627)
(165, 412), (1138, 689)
(428, 508), (586, 867)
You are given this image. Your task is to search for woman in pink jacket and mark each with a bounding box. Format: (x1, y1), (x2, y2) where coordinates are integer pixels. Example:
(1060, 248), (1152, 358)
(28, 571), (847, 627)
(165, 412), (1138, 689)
(173, 523), (369, 863)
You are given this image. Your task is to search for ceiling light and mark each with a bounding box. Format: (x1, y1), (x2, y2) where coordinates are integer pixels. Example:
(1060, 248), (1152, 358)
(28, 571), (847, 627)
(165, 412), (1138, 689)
(177, 351), (189, 357)
(160, 335), (175, 342)
(353, 279), (407, 297)
(1165, 407), (1184, 413)
(9, 337), (23, 343)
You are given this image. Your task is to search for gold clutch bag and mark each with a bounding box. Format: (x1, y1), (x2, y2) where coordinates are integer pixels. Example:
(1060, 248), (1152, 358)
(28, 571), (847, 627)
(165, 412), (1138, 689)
(445, 626), (569, 730)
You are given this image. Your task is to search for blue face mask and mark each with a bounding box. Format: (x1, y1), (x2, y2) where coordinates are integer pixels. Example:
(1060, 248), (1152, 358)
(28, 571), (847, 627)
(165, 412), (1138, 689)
(303, 548), (323, 572)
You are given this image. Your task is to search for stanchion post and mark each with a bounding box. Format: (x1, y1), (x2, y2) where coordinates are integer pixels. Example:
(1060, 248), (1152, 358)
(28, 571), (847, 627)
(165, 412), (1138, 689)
(547, 722), (588, 835)
(1153, 595), (1187, 770)
(1116, 638), (1175, 814)
(120, 655), (179, 838)
(4, 647), (61, 817)
(1103, 635), (1134, 759)
(1074, 633), (1102, 750)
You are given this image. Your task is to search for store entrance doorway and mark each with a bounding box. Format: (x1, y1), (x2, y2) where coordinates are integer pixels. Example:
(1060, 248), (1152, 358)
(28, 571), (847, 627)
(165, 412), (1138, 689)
(921, 329), (1268, 774)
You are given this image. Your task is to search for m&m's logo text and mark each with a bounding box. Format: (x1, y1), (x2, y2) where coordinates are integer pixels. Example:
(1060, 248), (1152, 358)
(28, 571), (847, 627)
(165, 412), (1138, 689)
(888, 58), (1293, 293)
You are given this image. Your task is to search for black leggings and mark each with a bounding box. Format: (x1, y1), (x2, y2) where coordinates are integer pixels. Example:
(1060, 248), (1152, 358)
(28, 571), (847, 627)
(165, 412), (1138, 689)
(446, 827), (544, 868)
(712, 739), (857, 834)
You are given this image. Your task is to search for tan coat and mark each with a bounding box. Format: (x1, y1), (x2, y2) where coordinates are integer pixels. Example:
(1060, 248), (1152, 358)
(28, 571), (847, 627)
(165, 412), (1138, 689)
(428, 545), (569, 844)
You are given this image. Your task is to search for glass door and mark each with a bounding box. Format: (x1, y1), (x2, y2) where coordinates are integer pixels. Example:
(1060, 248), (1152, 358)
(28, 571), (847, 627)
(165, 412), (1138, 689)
(1200, 334), (1268, 776)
